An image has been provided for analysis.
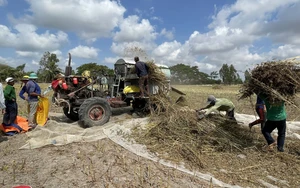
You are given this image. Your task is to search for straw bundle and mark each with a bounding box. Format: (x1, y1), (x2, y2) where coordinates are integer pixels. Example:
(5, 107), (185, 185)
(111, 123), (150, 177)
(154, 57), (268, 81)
(146, 61), (168, 86)
(239, 58), (300, 104)
(134, 94), (257, 169)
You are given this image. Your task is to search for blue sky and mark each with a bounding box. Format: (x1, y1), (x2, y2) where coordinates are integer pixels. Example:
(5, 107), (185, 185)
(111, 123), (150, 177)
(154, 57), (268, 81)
(0, 0), (300, 76)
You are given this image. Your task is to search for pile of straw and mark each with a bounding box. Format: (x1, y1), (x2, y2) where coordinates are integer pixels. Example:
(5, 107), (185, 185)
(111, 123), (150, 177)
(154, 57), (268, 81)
(146, 61), (168, 86)
(134, 94), (257, 169)
(239, 58), (300, 104)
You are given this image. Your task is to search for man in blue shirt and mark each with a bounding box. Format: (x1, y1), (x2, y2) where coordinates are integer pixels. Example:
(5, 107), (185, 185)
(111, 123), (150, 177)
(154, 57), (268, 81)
(26, 73), (42, 128)
(134, 56), (149, 98)
(19, 75), (29, 101)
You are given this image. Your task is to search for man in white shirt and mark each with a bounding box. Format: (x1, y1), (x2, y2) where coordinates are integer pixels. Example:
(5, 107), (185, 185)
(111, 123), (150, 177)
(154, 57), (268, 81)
(0, 83), (6, 114)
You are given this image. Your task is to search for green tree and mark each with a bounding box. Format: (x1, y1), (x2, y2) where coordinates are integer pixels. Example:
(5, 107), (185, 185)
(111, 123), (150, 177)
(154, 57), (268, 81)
(37, 52), (62, 82)
(219, 64), (241, 84)
(170, 64), (209, 84)
(219, 64), (230, 84)
(0, 63), (26, 82)
(210, 71), (219, 80)
(76, 63), (114, 77)
(229, 64), (237, 84)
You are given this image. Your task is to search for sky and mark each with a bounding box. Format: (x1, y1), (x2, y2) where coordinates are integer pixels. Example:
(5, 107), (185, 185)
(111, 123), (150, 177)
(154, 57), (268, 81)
(0, 0), (300, 77)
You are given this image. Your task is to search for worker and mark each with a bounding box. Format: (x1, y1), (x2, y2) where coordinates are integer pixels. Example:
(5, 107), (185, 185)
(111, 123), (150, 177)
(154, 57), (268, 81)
(197, 95), (236, 121)
(3, 77), (17, 125)
(259, 94), (286, 152)
(134, 56), (149, 98)
(26, 73), (42, 128)
(19, 75), (29, 100)
(249, 96), (266, 130)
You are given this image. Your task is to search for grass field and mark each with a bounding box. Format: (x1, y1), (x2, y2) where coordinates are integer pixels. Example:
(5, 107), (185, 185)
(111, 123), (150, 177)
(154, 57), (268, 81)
(2, 83), (300, 121)
(171, 84), (300, 121)
(0, 83), (300, 187)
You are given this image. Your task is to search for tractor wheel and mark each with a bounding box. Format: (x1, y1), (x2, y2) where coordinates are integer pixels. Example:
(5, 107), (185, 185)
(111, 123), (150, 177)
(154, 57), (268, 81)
(78, 97), (112, 128)
(63, 107), (79, 121)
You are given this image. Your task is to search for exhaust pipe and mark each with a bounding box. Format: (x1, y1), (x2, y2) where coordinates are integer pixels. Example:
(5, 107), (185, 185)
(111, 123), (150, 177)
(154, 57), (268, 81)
(65, 53), (72, 76)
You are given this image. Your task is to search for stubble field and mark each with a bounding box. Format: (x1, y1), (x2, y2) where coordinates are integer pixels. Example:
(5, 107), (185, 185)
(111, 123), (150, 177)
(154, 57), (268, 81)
(0, 83), (299, 187)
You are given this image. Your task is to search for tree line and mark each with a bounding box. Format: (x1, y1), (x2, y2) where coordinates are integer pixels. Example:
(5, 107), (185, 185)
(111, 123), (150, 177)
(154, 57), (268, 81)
(169, 63), (243, 85)
(0, 51), (246, 84)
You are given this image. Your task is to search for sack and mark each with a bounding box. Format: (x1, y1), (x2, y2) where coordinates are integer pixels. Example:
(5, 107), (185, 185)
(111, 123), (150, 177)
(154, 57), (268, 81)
(36, 97), (50, 126)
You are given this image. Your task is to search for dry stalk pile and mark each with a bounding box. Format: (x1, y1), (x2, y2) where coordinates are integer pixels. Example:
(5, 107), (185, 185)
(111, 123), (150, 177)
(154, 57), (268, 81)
(134, 94), (258, 169)
(239, 58), (300, 104)
(146, 61), (168, 86)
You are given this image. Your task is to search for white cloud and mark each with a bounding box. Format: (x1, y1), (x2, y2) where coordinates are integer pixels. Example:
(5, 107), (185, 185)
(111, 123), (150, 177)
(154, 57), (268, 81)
(0, 24), (68, 52)
(152, 41), (181, 58)
(15, 0), (125, 40)
(0, 0), (7, 6)
(267, 45), (300, 60)
(104, 57), (120, 64)
(69, 45), (99, 59)
(16, 51), (41, 59)
(31, 60), (39, 65)
(149, 7), (155, 14)
(160, 28), (174, 40)
(0, 56), (28, 68)
(151, 16), (163, 23)
(199, 47), (264, 73)
(188, 27), (255, 55)
(113, 15), (157, 43)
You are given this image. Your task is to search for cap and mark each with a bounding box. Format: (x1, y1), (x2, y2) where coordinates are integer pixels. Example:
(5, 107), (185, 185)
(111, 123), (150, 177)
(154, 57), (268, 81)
(5, 77), (14, 83)
(21, 75), (29, 81)
(207, 95), (216, 104)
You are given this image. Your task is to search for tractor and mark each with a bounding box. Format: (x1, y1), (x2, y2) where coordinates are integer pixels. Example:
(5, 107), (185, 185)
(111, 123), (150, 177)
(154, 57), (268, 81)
(52, 53), (171, 128)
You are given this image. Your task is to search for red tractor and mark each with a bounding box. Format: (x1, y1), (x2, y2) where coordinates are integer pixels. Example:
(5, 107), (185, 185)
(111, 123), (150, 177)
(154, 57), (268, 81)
(52, 54), (171, 128)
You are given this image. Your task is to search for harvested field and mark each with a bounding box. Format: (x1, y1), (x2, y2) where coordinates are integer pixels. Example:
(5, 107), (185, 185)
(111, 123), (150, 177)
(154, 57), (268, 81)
(0, 83), (299, 187)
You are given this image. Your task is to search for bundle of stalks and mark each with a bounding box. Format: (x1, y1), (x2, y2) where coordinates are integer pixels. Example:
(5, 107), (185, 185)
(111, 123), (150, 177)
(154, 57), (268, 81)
(146, 61), (169, 85)
(239, 58), (300, 104)
(134, 94), (257, 169)
(129, 60), (169, 87)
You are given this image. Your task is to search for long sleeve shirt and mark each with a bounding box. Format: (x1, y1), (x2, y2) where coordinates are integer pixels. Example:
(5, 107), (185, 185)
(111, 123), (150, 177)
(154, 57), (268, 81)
(26, 80), (41, 102)
(4, 84), (16, 101)
(19, 85), (27, 100)
(205, 98), (235, 115)
(0, 83), (6, 109)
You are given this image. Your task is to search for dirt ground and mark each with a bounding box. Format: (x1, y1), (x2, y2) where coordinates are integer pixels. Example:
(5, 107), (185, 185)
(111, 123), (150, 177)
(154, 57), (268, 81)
(1, 84), (300, 187)
(0, 134), (211, 188)
(0, 108), (214, 188)
(1, 112), (300, 188)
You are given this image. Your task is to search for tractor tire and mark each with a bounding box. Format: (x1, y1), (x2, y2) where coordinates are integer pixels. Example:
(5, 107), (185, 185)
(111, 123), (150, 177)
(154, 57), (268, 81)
(78, 97), (112, 128)
(63, 107), (79, 121)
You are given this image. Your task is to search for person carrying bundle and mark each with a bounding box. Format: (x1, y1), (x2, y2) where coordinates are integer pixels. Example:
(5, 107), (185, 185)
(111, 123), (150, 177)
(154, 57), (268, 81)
(258, 94), (286, 152)
(249, 96), (266, 130)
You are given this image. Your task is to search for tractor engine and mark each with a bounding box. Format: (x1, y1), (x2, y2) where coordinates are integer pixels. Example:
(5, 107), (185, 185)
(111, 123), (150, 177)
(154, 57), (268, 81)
(52, 76), (90, 99)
